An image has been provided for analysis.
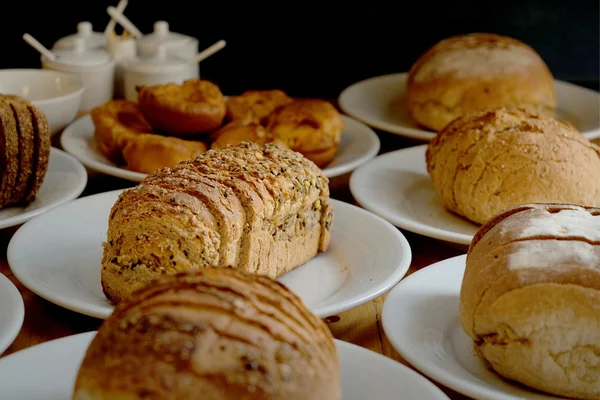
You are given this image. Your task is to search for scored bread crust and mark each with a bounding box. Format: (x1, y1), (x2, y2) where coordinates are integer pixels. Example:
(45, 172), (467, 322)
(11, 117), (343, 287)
(0, 103), (20, 208)
(102, 142), (333, 303)
(406, 33), (557, 131)
(73, 269), (341, 400)
(460, 203), (600, 399)
(426, 108), (600, 224)
(21, 102), (50, 205)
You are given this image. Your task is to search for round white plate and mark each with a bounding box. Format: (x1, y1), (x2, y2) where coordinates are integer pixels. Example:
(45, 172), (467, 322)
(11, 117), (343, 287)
(8, 190), (411, 319)
(0, 273), (24, 355)
(0, 331), (449, 400)
(350, 145), (478, 245)
(0, 148), (87, 230)
(382, 255), (563, 400)
(61, 114), (380, 181)
(339, 73), (600, 141)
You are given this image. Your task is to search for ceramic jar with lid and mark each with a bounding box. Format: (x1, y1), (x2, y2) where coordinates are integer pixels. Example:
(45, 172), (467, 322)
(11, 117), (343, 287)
(42, 37), (115, 113)
(136, 21), (198, 59)
(123, 43), (199, 102)
(52, 21), (107, 50)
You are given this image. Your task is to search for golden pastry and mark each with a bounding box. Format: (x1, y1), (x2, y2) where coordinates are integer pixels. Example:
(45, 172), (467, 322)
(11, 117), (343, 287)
(226, 89), (293, 122)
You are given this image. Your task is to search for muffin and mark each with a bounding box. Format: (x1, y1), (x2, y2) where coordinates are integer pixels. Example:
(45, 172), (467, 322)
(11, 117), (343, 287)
(407, 33), (557, 131)
(426, 108), (600, 224)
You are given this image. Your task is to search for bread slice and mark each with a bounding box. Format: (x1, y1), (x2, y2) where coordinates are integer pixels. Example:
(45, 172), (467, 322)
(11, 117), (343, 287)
(21, 103), (50, 205)
(0, 103), (20, 208)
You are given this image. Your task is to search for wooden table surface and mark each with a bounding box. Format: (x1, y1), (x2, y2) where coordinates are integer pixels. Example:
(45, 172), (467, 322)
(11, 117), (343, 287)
(8, 126), (595, 399)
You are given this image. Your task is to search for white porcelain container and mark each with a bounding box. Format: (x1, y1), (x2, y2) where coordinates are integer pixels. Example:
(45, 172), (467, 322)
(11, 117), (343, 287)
(136, 21), (198, 59)
(123, 43), (199, 102)
(52, 21), (107, 50)
(42, 38), (115, 113)
(107, 35), (137, 98)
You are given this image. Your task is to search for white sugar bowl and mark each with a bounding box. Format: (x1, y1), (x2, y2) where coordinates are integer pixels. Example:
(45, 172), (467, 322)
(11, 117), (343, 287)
(136, 21), (198, 59)
(52, 21), (107, 50)
(42, 37), (115, 113)
(123, 43), (199, 102)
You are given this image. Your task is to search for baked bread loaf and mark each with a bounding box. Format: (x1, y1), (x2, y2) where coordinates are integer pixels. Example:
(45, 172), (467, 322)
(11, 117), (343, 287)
(0, 95), (50, 208)
(102, 142), (333, 303)
(460, 203), (600, 399)
(73, 269), (341, 400)
(92, 100), (208, 173)
(138, 79), (226, 135)
(265, 99), (343, 168)
(226, 89), (293, 123)
(407, 33), (557, 131)
(426, 108), (600, 224)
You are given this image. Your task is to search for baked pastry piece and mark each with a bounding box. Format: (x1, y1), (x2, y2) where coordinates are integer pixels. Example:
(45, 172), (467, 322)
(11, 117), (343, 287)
(138, 79), (226, 135)
(407, 33), (557, 131)
(102, 142), (333, 303)
(210, 112), (273, 150)
(73, 269), (341, 400)
(426, 108), (600, 224)
(225, 89), (293, 122)
(460, 203), (600, 400)
(92, 100), (208, 174)
(265, 99), (343, 168)
(0, 95), (50, 208)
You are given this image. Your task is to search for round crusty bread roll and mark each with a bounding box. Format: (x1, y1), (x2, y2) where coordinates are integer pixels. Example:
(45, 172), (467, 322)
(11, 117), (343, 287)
(460, 203), (600, 399)
(73, 268), (341, 400)
(426, 108), (600, 224)
(407, 33), (557, 131)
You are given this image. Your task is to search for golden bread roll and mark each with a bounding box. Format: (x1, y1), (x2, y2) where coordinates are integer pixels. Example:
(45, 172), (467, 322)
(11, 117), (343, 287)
(460, 203), (600, 399)
(265, 99), (343, 168)
(407, 33), (557, 131)
(426, 108), (600, 224)
(102, 142), (333, 303)
(73, 269), (341, 400)
(226, 89), (293, 122)
(0, 95), (50, 208)
(138, 79), (226, 136)
(210, 113), (273, 150)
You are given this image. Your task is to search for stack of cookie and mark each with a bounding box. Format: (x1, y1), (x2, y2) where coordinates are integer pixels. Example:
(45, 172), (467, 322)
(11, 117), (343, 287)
(0, 95), (51, 209)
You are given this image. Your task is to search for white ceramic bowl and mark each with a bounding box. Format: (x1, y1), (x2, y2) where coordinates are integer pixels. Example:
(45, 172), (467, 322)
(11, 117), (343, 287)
(0, 69), (84, 135)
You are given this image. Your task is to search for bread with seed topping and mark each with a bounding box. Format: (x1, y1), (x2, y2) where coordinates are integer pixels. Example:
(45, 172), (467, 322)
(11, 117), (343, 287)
(460, 203), (600, 399)
(101, 142), (333, 303)
(73, 268), (341, 400)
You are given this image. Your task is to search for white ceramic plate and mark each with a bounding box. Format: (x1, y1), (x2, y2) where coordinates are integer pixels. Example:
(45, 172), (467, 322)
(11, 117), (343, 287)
(0, 331), (449, 400)
(61, 114), (380, 181)
(382, 255), (563, 400)
(7, 190), (411, 319)
(0, 148), (87, 230)
(350, 145), (478, 245)
(0, 273), (24, 355)
(339, 73), (600, 141)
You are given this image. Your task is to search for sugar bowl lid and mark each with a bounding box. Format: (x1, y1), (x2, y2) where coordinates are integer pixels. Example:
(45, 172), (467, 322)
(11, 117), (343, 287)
(125, 43), (188, 72)
(52, 21), (107, 50)
(137, 21), (196, 48)
(51, 37), (112, 67)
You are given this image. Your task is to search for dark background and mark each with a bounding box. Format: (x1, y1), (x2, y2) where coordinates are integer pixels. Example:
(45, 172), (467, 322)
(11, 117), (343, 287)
(2, 0), (598, 97)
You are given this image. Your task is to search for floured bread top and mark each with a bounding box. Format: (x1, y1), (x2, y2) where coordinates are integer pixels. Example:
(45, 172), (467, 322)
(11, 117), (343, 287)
(410, 33), (546, 82)
(515, 207), (600, 241)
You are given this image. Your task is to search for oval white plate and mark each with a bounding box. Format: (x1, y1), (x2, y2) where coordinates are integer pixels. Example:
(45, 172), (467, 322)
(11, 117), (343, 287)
(0, 331), (449, 400)
(0, 273), (24, 355)
(339, 73), (600, 141)
(0, 148), (87, 230)
(350, 145), (479, 245)
(382, 255), (563, 400)
(61, 114), (380, 181)
(7, 190), (411, 319)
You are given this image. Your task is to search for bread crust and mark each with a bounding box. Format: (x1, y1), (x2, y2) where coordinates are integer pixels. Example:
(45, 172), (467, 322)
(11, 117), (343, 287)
(426, 108), (600, 224)
(0, 102), (19, 208)
(407, 33), (557, 131)
(74, 269), (341, 400)
(460, 203), (600, 399)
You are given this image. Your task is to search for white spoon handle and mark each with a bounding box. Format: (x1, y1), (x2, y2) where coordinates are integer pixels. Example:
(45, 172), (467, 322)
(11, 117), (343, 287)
(106, 6), (142, 38)
(187, 40), (226, 65)
(104, 0), (129, 35)
(23, 33), (56, 61)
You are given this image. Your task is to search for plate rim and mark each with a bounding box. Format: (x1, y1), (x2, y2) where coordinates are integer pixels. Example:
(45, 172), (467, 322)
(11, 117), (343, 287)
(61, 114), (381, 181)
(0, 330), (448, 400)
(0, 147), (88, 230)
(349, 145), (475, 245)
(381, 254), (560, 400)
(338, 72), (600, 140)
(7, 190), (412, 319)
(0, 274), (24, 355)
